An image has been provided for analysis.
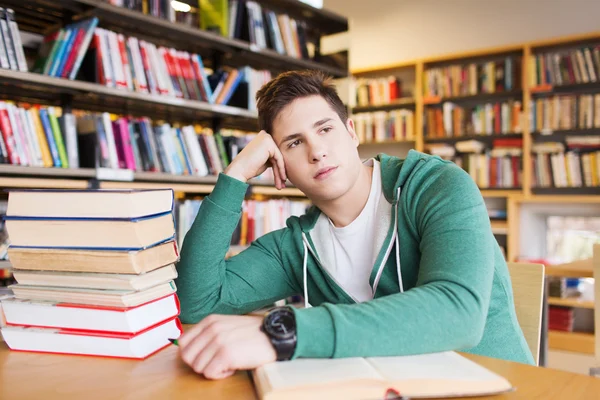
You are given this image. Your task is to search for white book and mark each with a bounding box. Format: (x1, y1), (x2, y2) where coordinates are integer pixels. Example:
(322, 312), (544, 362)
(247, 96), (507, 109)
(1, 316), (181, 359)
(5, 103), (27, 165)
(101, 112), (120, 169)
(182, 125), (209, 176)
(1, 292), (179, 333)
(253, 351), (513, 400)
(97, 28), (114, 87)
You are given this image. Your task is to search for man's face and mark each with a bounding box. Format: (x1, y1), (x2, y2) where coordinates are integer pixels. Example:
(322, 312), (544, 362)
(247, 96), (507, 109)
(271, 95), (362, 202)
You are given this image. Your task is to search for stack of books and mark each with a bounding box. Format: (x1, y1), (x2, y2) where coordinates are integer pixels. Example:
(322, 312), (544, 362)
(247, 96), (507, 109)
(0, 189), (182, 359)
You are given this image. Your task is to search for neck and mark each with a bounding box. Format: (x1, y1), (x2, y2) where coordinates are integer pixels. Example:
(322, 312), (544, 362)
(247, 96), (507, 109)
(314, 163), (373, 227)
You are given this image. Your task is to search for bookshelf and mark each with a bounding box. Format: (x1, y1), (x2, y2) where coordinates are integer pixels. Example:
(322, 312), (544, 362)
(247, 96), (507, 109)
(349, 31), (600, 265)
(544, 257), (595, 355)
(0, 0), (348, 197)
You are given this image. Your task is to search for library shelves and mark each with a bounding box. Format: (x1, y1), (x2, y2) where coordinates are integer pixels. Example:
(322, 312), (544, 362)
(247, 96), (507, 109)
(0, 0), (348, 197)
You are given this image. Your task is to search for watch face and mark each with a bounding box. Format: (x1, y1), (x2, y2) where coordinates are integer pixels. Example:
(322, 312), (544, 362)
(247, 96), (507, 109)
(265, 309), (296, 340)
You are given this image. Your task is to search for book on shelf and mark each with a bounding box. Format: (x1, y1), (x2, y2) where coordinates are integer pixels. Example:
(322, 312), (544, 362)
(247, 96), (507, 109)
(424, 56), (521, 99)
(353, 76), (406, 107)
(107, 0), (317, 60)
(531, 140), (600, 188)
(427, 138), (523, 189)
(0, 100), (265, 179)
(529, 44), (600, 87)
(424, 100), (523, 139)
(32, 17), (99, 79)
(0, 8), (27, 72)
(175, 197), (309, 249)
(0, 188), (182, 359)
(253, 351), (513, 400)
(531, 93), (600, 132)
(353, 110), (414, 143)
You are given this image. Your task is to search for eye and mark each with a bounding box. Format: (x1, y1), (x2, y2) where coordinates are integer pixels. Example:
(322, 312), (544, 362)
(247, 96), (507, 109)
(320, 126), (333, 134)
(288, 139), (302, 148)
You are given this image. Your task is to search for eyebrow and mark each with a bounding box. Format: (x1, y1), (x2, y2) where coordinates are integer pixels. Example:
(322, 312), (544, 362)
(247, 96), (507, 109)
(279, 118), (333, 146)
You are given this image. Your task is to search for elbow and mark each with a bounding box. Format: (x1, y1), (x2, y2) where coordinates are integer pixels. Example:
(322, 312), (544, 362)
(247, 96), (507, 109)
(457, 297), (487, 349)
(460, 313), (486, 348)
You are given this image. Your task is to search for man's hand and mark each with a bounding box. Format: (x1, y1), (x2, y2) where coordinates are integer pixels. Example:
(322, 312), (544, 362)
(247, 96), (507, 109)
(178, 314), (277, 380)
(224, 130), (287, 189)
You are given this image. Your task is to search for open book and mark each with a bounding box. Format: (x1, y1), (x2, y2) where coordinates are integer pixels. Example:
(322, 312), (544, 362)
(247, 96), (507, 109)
(253, 351), (513, 399)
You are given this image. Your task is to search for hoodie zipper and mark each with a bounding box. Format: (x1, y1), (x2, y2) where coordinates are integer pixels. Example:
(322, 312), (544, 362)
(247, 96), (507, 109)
(303, 236), (360, 304)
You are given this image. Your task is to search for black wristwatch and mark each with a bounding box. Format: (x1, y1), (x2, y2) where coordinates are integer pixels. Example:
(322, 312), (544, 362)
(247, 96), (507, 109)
(261, 306), (297, 361)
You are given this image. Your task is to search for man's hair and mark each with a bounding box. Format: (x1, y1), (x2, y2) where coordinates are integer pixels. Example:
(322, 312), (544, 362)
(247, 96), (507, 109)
(255, 70), (348, 134)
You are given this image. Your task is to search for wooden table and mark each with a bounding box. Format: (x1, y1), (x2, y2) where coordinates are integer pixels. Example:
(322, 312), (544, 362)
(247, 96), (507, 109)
(1, 341), (600, 400)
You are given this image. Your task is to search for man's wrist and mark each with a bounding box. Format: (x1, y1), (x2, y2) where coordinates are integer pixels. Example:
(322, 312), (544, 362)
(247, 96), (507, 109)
(261, 306), (297, 361)
(224, 164), (248, 183)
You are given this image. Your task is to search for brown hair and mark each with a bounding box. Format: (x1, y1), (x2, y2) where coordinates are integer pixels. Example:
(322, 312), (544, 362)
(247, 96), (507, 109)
(255, 70), (348, 134)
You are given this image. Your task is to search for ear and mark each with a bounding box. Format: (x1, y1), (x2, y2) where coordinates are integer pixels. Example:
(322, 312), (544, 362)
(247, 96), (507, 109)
(345, 118), (359, 148)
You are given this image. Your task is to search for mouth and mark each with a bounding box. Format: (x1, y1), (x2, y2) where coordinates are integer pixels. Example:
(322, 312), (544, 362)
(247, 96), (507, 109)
(314, 166), (338, 180)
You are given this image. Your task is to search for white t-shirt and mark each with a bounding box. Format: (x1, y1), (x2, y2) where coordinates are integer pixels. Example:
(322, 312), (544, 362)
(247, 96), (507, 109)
(327, 159), (382, 302)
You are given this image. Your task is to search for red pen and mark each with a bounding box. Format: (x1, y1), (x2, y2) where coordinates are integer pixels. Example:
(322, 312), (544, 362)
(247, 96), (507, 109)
(384, 388), (410, 400)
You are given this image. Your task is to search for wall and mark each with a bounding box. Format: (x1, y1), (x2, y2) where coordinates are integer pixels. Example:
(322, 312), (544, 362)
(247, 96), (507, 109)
(323, 0), (600, 71)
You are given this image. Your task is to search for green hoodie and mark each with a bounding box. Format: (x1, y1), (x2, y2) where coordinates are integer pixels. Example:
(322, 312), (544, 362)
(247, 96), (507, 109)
(175, 150), (534, 365)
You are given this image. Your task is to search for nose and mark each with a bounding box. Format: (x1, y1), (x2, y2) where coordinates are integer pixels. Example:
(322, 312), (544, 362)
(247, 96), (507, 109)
(309, 137), (327, 163)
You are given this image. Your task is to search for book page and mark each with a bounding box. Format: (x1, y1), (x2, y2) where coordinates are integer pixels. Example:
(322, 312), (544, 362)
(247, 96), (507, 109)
(258, 357), (382, 391)
(367, 351), (507, 383)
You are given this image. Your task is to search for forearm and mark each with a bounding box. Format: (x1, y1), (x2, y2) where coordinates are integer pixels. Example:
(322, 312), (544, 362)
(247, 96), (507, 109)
(292, 279), (488, 359)
(175, 173), (249, 323)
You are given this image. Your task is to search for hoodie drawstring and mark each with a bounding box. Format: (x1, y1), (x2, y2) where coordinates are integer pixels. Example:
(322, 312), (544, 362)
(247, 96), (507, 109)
(300, 187), (404, 307)
(301, 232), (311, 308)
(395, 187), (404, 293)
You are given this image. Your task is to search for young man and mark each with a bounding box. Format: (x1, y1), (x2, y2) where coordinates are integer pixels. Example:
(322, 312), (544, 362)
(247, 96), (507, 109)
(174, 70), (534, 380)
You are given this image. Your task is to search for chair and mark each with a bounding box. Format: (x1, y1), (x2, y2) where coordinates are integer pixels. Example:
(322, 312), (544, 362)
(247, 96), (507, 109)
(507, 262), (546, 366)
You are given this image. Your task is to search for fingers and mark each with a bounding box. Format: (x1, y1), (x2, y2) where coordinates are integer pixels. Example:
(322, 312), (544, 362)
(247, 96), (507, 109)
(203, 348), (234, 380)
(272, 147), (287, 183)
(179, 315), (261, 377)
(189, 332), (223, 374)
(270, 158), (283, 190)
(178, 314), (216, 348)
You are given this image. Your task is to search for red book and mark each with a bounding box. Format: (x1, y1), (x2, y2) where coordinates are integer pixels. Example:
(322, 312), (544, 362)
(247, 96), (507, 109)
(1, 316), (181, 360)
(0, 103), (19, 164)
(2, 293), (179, 334)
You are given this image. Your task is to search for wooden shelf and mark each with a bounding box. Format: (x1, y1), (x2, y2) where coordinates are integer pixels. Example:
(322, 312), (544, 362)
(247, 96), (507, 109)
(422, 90), (522, 105)
(548, 296), (595, 309)
(6, 0), (347, 78)
(352, 98), (416, 113)
(531, 128), (600, 141)
(0, 69), (259, 129)
(532, 187), (600, 196)
(359, 139), (415, 145)
(530, 82), (600, 95)
(523, 194), (600, 203)
(548, 330), (595, 354)
(425, 133), (522, 145)
(0, 164), (95, 179)
(490, 220), (508, 235)
(545, 258), (593, 278)
(479, 189), (522, 197)
(0, 177), (89, 189)
(0, 165), (307, 196)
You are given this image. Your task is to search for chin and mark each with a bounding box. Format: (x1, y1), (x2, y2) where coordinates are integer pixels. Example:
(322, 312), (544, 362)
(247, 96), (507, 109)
(302, 180), (351, 202)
